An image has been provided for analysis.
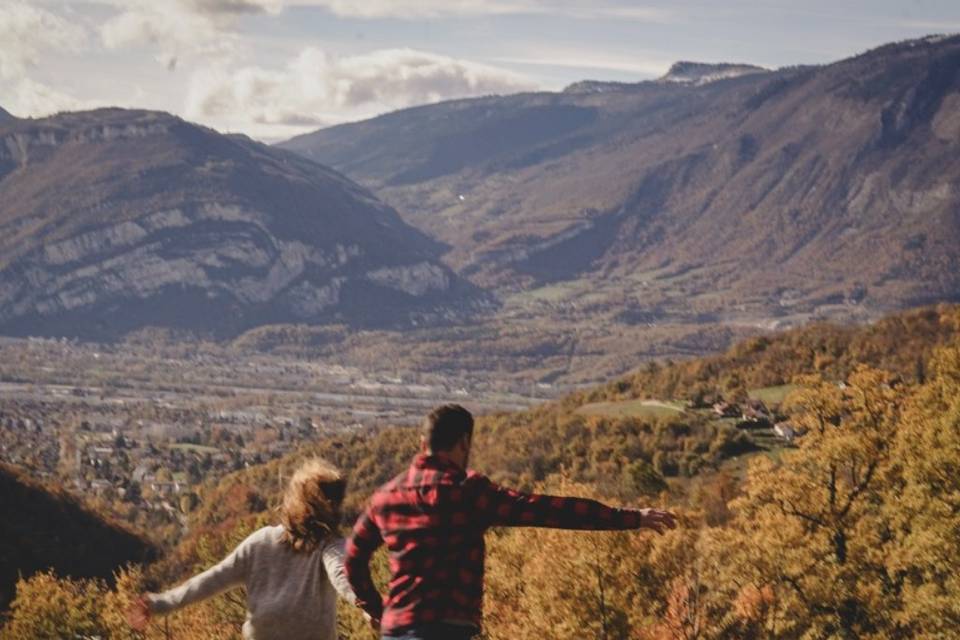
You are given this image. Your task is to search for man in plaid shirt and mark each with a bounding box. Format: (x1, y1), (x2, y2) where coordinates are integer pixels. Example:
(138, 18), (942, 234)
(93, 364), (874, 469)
(345, 404), (677, 639)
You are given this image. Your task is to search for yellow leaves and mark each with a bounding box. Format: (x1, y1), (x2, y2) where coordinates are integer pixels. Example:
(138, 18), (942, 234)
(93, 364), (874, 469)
(887, 346), (960, 636)
(656, 576), (706, 640)
(484, 479), (687, 640)
(710, 365), (908, 637)
(0, 572), (107, 640)
(393, 356), (959, 636)
(486, 526), (640, 637)
(732, 584), (776, 623)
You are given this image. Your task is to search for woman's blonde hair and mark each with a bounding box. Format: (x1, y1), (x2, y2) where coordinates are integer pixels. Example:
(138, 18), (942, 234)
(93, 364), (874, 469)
(280, 458), (346, 553)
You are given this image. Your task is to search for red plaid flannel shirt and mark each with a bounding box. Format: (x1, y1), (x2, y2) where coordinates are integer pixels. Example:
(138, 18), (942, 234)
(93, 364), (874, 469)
(345, 454), (643, 634)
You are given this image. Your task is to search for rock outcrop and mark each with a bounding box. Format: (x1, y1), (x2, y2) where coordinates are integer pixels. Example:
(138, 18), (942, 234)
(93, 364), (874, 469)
(657, 61), (768, 85)
(0, 109), (485, 339)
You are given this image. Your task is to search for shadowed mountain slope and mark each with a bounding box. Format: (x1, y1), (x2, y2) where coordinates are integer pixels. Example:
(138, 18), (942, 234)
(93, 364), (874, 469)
(0, 464), (157, 610)
(282, 35), (960, 317)
(0, 109), (486, 340)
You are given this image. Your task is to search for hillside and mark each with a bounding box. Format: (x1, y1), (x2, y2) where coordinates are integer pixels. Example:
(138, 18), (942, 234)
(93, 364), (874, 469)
(0, 107), (12, 123)
(182, 305), (960, 542)
(282, 35), (960, 326)
(6, 304), (958, 638)
(578, 302), (960, 405)
(0, 109), (485, 340)
(0, 464), (156, 610)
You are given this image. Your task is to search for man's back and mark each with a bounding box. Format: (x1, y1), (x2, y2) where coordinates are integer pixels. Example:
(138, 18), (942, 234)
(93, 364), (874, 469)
(348, 455), (487, 632)
(346, 454), (649, 636)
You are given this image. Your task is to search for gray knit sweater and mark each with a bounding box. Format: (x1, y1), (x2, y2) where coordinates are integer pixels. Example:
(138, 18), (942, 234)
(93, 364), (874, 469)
(147, 525), (356, 640)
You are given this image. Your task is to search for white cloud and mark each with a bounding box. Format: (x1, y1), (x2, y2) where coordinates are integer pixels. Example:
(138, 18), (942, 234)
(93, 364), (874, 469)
(568, 5), (672, 21)
(0, 2), (96, 119)
(492, 51), (673, 77)
(291, 0), (543, 19)
(890, 19), (960, 33)
(288, 0), (673, 21)
(97, 0), (537, 71)
(97, 1), (674, 74)
(184, 47), (538, 137)
(108, 0), (674, 22)
(4, 78), (104, 118)
(181, 0), (285, 15)
(0, 2), (88, 79)
(99, 0), (265, 66)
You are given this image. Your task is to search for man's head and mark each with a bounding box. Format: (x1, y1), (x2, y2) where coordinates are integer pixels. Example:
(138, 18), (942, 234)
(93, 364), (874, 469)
(421, 404), (474, 469)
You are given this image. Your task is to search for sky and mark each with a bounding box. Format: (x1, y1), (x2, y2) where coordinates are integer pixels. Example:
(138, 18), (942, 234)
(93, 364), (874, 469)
(2, 0), (959, 142)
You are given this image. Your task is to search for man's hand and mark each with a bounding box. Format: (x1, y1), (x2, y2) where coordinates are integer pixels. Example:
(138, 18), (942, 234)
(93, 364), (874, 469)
(125, 594), (152, 631)
(636, 508), (678, 534)
(359, 608), (380, 632)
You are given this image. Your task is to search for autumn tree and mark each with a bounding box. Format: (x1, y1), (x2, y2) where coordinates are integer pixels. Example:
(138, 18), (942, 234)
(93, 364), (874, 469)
(887, 346), (960, 636)
(705, 367), (903, 638)
(483, 479), (695, 640)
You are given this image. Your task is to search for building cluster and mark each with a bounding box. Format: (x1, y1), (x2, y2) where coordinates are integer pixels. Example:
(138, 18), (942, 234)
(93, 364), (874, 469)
(0, 396), (322, 522)
(712, 398), (800, 442)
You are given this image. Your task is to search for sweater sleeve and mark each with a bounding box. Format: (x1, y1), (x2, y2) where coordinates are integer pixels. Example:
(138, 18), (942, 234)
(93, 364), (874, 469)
(146, 531), (255, 615)
(321, 538), (356, 605)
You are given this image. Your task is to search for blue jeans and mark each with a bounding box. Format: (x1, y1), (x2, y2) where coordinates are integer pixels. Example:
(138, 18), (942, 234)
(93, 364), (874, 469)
(382, 622), (479, 640)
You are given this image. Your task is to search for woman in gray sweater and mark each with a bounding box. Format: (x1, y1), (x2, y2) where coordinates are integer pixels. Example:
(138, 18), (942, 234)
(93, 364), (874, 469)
(127, 459), (358, 640)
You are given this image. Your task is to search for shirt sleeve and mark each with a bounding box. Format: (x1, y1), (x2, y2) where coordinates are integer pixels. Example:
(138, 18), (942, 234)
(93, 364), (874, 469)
(472, 474), (642, 530)
(146, 532), (253, 615)
(322, 537), (356, 605)
(345, 509), (385, 621)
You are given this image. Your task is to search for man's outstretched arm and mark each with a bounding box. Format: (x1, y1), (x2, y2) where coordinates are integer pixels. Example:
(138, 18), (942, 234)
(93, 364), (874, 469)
(345, 510), (385, 623)
(474, 475), (677, 533)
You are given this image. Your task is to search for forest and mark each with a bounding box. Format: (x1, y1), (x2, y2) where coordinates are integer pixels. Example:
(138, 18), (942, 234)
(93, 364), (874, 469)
(2, 305), (959, 639)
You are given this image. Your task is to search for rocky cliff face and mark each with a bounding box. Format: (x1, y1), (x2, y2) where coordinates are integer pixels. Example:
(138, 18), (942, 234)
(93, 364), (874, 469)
(0, 109), (484, 339)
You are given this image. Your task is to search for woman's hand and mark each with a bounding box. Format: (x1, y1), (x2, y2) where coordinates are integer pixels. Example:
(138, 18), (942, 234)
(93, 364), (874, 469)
(126, 594), (152, 631)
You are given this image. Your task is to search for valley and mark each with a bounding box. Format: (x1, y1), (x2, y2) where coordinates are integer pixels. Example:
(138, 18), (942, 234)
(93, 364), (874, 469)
(0, 335), (543, 546)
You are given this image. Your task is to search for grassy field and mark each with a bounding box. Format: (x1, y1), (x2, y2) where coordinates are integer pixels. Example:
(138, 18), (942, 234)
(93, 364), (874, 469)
(748, 384), (800, 406)
(576, 399), (686, 419)
(168, 443), (219, 455)
(507, 280), (586, 305)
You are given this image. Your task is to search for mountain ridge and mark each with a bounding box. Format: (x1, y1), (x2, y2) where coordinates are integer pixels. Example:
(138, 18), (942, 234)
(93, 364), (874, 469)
(279, 34), (960, 326)
(0, 108), (487, 340)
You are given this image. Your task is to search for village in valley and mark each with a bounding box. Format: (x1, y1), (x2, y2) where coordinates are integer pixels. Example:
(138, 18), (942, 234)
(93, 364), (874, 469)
(0, 329), (808, 539)
(0, 336), (544, 536)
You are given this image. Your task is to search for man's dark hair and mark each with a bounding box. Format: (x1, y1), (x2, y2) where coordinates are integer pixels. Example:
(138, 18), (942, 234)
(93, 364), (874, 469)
(423, 404), (473, 452)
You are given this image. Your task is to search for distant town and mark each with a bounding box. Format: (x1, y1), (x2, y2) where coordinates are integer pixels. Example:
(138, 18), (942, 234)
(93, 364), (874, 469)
(0, 336), (549, 534)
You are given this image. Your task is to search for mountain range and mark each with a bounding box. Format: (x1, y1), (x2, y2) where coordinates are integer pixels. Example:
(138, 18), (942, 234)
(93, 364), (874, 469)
(1, 35), (958, 383)
(282, 35), (960, 325)
(0, 109), (483, 340)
